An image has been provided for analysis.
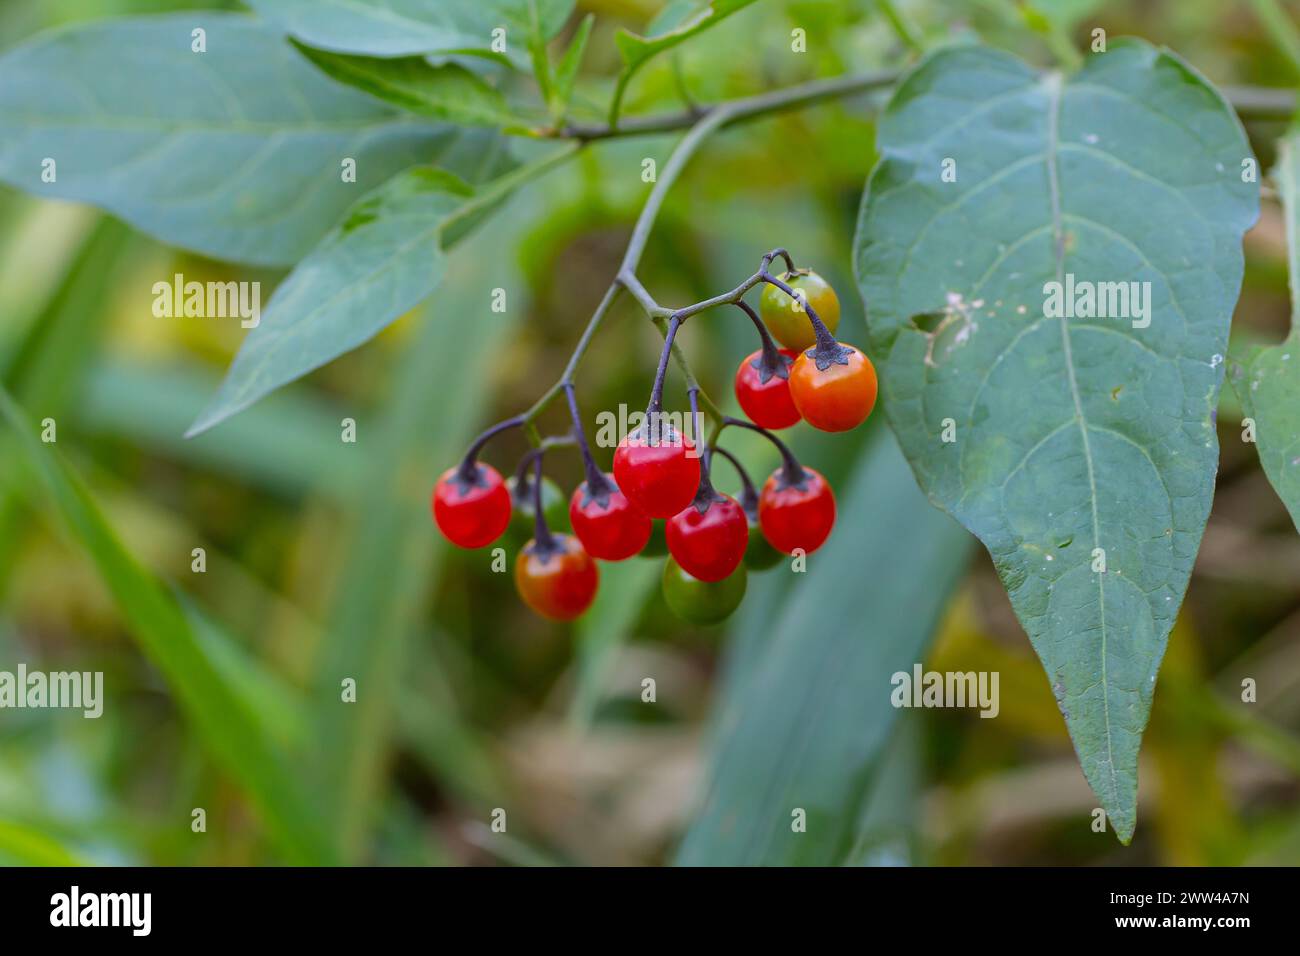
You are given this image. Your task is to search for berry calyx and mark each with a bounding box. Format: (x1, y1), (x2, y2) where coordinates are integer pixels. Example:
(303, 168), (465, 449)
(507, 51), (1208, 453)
(666, 490), (749, 582)
(788, 343), (877, 432)
(759, 269), (841, 351)
(613, 425), (701, 519)
(432, 462), (511, 549)
(662, 557), (747, 625)
(514, 533), (599, 621)
(569, 472), (652, 561)
(758, 466), (836, 555)
(734, 348), (801, 430)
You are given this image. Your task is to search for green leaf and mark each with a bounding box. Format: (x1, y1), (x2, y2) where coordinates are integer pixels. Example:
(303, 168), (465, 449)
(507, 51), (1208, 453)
(525, 0), (555, 115)
(290, 41), (524, 128)
(188, 144), (573, 436)
(0, 14), (494, 266)
(854, 41), (1259, 842)
(610, 0), (758, 122)
(1230, 131), (1300, 532)
(552, 13), (594, 122)
(676, 432), (972, 865)
(187, 166), (472, 435)
(245, 0), (575, 61)
(0, 387), (333, 864)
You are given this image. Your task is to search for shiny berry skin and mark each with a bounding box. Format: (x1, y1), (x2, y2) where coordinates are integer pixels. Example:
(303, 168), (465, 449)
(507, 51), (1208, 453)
(758, 467), (836, 555)
(734, 349), (801, 430)
(613, 430), (701, 519)
(514, 534), (599, 621)
(759, 270), (841, 351)
(432, 463), (511, 549)
(666, 494), (749, 582)
(569, 474), (652, 561)
(662, 557), (747, 625)
(788, 345), (877, 432)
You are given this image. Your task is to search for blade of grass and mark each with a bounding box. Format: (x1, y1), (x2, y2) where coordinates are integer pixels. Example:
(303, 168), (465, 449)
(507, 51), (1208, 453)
(567, 557), (659, 729)
(677, 431), (972, 865)
(0, 820), (88, 866)
(309, 209), (529, 860)
(0, 387), (334, 864)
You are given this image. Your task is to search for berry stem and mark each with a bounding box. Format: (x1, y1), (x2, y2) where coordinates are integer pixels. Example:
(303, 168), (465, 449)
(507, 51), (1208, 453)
(646, 314), (683, 425)
(759, 270), (840, 355)
(733, 300), (787, 380)
(514, 447), (541, 497)
(563, 383), (613, 499)
(689, 389), (721, 509)
(531, 453), (557, 554)
(457, 415), (525, 483)
(720, 416), (807, 486)
(709, 445), (759, 515)
(761, 247), (797, 275)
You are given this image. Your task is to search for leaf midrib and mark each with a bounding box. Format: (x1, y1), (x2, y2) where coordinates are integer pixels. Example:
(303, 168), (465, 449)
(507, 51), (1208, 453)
(1043, 71), (1118, 805)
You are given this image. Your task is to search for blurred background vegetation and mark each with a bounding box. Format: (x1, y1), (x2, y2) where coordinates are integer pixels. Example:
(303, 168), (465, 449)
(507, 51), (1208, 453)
(1, 0), (1298, 866)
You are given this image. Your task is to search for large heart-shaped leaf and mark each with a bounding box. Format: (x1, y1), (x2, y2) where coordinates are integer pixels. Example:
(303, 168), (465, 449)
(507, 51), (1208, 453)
(245, 0), (575, 61)
(676, 432), (972, 865)
(854, 41), (1258, 841)
(187, 167), (470, 436)
(1230, 130), (1300, 532)
(0, 14), (493, 266)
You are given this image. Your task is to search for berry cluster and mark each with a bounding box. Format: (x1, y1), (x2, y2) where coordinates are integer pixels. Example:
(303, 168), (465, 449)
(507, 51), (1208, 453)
(431, 251), (877, 625)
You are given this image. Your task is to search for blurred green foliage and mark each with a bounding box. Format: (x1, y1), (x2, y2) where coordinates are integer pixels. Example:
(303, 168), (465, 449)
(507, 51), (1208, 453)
(0, 0), (1298, 866)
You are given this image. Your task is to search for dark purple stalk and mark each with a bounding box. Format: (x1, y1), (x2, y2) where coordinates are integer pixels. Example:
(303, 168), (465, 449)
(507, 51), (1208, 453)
(721, 415), (807, 487)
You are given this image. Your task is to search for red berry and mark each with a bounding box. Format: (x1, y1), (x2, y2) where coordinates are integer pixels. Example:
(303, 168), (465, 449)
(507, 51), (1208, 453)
(758, 467), (836, 554)
(514, 534), (599, 621)
(788, 345), (877, 432)
(613, 428), (701, 519)
(569, 474), (652, 561)
(734, 348), (801, 430)
(432, 463), (511, 548)
(666, 494), (749, 582)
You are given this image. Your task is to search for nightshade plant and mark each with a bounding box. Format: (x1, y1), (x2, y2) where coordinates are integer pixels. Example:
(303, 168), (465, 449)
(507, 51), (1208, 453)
(1, 0), (1298, 854)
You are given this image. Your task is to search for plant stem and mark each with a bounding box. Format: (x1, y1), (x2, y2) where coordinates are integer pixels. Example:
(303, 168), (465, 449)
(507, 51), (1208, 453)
(562, 69), (899, 142)
(530, 453), (556, 551)
(759, 270), (838, 354)
(444, 142), (580, 231)
(733, 300), (787, 379)
(458, 415), (525, 481)
(710, 445), (760, 513)
(556, 70), (1292, 144)
(719, 416), (807, 485)
(564, 383), (612, 495)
